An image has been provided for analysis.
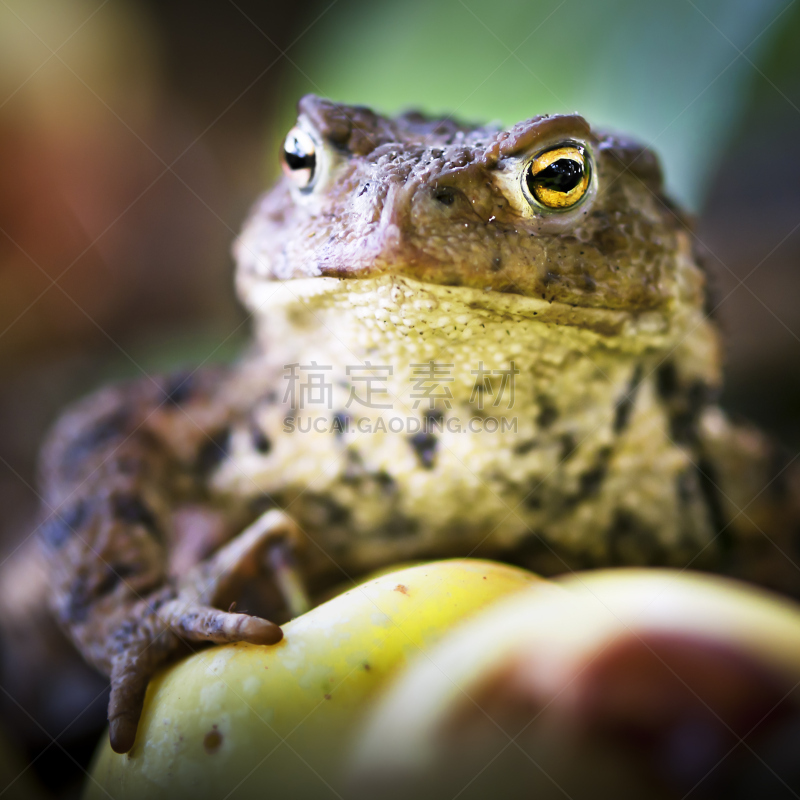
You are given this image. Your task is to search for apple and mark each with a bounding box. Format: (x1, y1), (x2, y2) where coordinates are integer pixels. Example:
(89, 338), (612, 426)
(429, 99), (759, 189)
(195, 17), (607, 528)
(350, 570), (800, 799)
(85, 559), (541, 799)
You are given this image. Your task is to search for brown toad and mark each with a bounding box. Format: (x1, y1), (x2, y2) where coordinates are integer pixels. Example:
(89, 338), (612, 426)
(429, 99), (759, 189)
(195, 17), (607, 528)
(37, 95), (800, 753)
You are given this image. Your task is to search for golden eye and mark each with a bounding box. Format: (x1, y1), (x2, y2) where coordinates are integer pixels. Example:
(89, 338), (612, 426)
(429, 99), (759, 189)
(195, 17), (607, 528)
(524, 144), (590, 210)
(281, 127), (317, 189)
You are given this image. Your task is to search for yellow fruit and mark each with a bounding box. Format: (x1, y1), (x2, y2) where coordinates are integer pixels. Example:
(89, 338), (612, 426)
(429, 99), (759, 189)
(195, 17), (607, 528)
(85, 559), (540, 800)
(349, 569), (800, 800)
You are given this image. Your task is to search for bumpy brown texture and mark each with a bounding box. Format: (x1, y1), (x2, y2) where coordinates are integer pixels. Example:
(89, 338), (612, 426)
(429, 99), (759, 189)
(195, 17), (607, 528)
(39, 370), (286, 752)
(36, 96), (800, 754)
(237, 97), (668, 312)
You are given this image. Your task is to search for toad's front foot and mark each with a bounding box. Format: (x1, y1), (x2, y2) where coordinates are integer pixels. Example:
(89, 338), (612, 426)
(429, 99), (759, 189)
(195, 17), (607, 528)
(106, 510), (306, 753)
(107, 599), (282, 753)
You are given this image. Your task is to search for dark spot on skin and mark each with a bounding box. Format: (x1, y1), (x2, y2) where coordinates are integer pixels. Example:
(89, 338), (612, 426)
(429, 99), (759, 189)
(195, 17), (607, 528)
(509, 530), (593, 574)
(328, 501), (350, 525)
(668, 381), (712, 444)
(363, 662), (371, 671)
(66, 570), (130, 624)
(688, 378), (710, 407)
(656, 362), (678, 400)
(373, 470), (396, 493)
(560, 434), (577, 461)
(524, 491), (542, 510)
(394, 584), (409, 595)
(381, 516), (419, 538)
(514, 440), (537, 456)
(250, 423), (271, 455)
(469, 401), (488, 420)
(64, 583), (91, 624)
(577, 447), (612, 498)
(425, 408), (444, 428)
(510, 530), (549, 561)
(689, 238), (721, 319)
(40, 500), (88, 549)
(163, 371), (194, 406)
(112, 494), (160, 537)
(148, 593), (170, 614)
(63, 408), (129, 472)
(92, 569), (123, 599)
(113, 562), (141, 581)
(249, 494), (278, 516)
(324, 694), (332, 700)
(196, 427), (231, 476)
(409, 432), (437, 468)
(668, 412), (694, 444)
(332, 412), (351, 436)
(117, 455), (144, 475)
(676, 469), (695, 507)
(536, 398), (558, 429)
(613, 365), (643, 433)
(579, 464), (607, 497)
(203, 727), (222, 754)
(77, 564), (148, 622)
(311, 497), (350, 526)
(109, 618), (139, 650)
(542, 271), (561, 287)
(591, 225), (628, 257)
(343, 449), (364, 484)
(433, 186), (456, 205)
(608, 510), (663, 565)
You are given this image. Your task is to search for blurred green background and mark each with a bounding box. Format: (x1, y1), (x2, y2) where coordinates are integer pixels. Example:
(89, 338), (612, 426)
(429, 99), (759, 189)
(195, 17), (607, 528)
(0, 0), (799, 795)
(294, 0), (791, 209)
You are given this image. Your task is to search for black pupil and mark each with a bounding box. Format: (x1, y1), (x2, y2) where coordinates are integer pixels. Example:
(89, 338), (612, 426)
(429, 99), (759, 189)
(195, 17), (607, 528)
(528, 157), (583, 193)
(284, 136), (315, 175)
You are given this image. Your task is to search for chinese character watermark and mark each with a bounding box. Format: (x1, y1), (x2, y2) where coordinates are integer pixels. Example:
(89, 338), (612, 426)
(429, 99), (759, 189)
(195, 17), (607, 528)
(283, 362), (333, 409)
(410, 361), (454, 410)
(345, 362), (393, 409)
(469, 361), (519, 409)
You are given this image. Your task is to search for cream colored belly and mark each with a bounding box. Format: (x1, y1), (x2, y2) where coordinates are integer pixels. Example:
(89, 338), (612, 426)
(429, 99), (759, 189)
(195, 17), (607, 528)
(212, 275), (719, 574)
(213, 359), (713, 575)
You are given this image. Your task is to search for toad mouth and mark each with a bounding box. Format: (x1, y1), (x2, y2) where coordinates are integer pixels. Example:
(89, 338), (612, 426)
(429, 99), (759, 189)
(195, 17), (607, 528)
(240, 274), (670, 344)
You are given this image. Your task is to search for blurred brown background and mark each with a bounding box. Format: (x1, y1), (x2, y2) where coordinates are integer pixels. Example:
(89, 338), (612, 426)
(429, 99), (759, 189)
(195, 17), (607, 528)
(0, 0), (798, 796)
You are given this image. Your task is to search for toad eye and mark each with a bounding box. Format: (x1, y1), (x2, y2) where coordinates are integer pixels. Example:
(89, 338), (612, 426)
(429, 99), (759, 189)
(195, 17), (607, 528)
(524, 144), (590, 210)
(281, 127), (317, 189)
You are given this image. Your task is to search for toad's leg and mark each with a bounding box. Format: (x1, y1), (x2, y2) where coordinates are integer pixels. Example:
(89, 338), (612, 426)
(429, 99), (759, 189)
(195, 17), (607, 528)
(107, 511), (305, 753)
(105, 590), (284, 753)
(38, 369), (302, 753)
(184, 509), (310, 616)
(698, 411), (800, 596)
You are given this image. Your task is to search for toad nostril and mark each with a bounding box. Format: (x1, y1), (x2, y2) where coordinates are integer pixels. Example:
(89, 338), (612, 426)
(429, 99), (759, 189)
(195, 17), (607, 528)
(433, 187), (457, 206)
